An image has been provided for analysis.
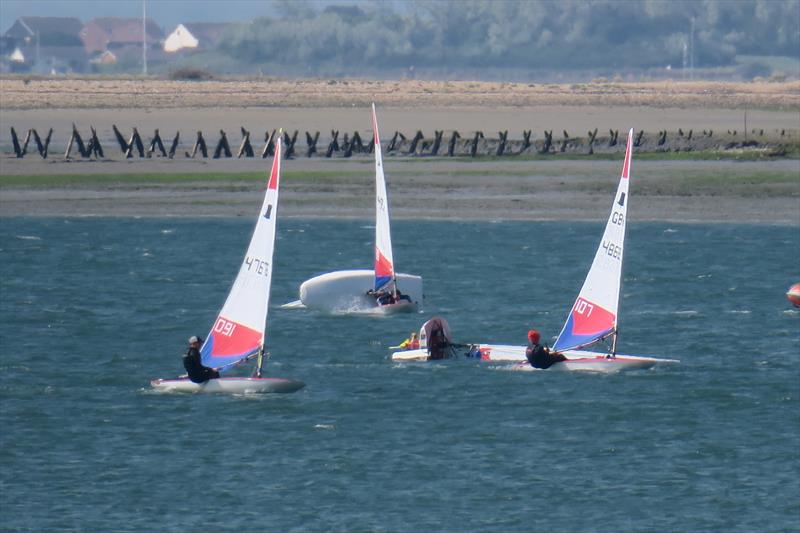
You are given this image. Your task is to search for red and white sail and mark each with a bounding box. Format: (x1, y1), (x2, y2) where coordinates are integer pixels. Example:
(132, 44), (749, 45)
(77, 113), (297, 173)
(553, 128), (634, 352)
(372, 103), (396, 292)
(200, 137), (283, 370)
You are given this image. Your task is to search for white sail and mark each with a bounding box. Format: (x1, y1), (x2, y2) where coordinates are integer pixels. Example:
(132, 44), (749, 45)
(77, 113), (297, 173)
(371, 103), (396, 292)
(200, 136), (283, 370)
(553, 128), (633, 352)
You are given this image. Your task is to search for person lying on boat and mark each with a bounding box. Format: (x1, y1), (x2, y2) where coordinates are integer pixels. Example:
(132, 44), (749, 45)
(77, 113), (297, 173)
(182, 336), (220, 383)
(525, 329), (567, 369)
(398, 332), (420, 350)
(395, 289), (412, 304)
(427, 327), (450, 360)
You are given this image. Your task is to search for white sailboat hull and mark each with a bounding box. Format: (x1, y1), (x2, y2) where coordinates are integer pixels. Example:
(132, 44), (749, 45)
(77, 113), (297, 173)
(150, 377), (305, 394)
(391, 344), (524, 362)
(546, 350), (678, 372)
(392, 345), (678, 372)
(286, 269), (423, 312)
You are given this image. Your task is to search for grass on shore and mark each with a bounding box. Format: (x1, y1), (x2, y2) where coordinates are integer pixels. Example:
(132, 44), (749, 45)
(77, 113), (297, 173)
(1, 167), (796, 189)
(0, 170), (372, 187)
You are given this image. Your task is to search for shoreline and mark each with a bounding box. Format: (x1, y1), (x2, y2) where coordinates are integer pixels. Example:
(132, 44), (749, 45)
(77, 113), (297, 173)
(1, 79), (797, 224)
(2, 159), (797, 224)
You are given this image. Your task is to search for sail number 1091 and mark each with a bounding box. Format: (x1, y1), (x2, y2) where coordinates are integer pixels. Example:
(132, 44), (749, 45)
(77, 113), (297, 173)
(214, 318), (237, 337)
(601, 239), (622, 260)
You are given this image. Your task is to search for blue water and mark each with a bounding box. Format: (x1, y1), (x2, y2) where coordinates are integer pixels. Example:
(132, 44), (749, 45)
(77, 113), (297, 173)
(1, 218), (798, 532)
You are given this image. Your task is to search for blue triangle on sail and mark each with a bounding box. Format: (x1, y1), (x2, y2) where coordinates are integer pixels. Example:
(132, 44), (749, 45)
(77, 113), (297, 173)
(617, 192), (626, 207)
(263, 204), (273, 219)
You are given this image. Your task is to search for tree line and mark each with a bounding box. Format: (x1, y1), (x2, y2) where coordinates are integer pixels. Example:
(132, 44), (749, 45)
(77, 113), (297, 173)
(208, 0), (798, 77)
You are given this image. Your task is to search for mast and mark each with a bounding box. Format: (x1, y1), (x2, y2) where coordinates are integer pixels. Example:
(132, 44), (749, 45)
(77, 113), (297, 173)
(200, 134), (282, 372)
(371, 103), (397, 296)
(610, 329), (618, 357)
(142, 0), (148, 75)
(255, 346), (264, 378)
(552, 129), (633, 353)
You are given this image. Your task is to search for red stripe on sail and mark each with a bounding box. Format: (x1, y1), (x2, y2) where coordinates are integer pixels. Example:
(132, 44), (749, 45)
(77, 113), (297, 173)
(621, 130), (632, 180)
(267, 138), (281, 190)
(372, 104), (380, 146)
(570, 298), (616, 336)
(207, 320), (262, 359)
(375, 247), (394, 278)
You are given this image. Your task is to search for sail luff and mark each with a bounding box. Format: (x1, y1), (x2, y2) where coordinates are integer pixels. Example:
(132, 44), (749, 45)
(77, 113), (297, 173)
(200, 136), (282, 370)
(372, 103), (396, 292)
(553, 128), (633, 352)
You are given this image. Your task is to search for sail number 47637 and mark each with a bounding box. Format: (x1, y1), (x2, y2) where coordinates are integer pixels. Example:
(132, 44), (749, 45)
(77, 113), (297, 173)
(245, 256), (270, 276)
(601, 239), (622, 260)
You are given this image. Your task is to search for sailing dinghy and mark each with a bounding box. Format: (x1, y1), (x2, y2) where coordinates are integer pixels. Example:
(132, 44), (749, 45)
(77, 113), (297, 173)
(515, 128), (678, 372)
(393, 129), (678, 371)
(151, 136), (305, 394)
(282, 103), (422, 314)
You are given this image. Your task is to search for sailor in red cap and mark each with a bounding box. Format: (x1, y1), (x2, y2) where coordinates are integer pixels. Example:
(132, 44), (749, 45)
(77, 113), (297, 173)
(525, 329), (567, 369)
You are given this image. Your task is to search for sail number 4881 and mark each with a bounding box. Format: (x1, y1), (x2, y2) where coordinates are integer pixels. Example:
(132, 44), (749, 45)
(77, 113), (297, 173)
(601, 239), (622, 260)
(214, 318), (237, 337)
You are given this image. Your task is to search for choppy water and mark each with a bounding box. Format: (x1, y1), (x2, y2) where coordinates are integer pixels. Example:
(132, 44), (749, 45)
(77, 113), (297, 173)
(1, 217), (798, 532)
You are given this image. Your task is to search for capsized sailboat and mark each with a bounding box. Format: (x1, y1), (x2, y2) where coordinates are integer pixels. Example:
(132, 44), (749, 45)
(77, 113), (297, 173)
(282, 103), (422, 313)
(151, 136), (305, 393)
(391, 317), (524, 361)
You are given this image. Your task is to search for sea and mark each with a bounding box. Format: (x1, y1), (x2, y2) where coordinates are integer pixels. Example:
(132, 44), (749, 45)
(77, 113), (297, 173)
(1, 217), (798, 532)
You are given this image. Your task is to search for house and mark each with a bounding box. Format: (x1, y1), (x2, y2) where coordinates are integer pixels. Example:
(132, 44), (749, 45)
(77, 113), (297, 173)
(81, 17), (163, 61)
(90, 50), (117, 65)
(4, 16), (84, 47)
(2, 16), (87, 72)
(9, 47), (25, 63)
(163, 23), (230, 53)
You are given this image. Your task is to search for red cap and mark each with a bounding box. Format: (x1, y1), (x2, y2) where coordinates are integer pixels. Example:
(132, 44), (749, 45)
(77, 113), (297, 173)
(528, 329), (540, 343)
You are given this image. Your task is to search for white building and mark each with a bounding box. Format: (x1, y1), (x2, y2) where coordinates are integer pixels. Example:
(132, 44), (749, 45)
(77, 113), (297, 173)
(163, 23), (230, 53)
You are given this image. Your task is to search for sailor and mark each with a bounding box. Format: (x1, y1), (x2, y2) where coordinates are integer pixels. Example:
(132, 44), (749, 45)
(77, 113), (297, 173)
(368, 288), (394, 306)
(183, 336), (220, 383)
(525, 329), (567, 369)
(395, 289), (412, 303)
(427, 327), (449, 360)
(399, 332), (420, 350)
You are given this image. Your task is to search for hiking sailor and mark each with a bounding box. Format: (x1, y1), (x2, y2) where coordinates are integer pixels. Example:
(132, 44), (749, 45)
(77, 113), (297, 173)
(182, 336), (221, 383)
(525, 329), (567, 369)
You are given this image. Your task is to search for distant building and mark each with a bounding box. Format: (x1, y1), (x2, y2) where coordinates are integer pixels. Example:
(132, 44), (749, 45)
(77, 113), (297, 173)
(81, 17), (163, 54)
(2, 16), (87, 73)
(163, 23), (231, 53)
(81, 17), (164, 66)
(4, 16), (84, 46)
(90, 50), (117, 65)
(9, 47), (25, 63)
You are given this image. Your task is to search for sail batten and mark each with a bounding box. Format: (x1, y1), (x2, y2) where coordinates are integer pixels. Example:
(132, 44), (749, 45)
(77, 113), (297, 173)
(201, 137), (283, 370)
(553, 129), (633, 352)
(372, 103), (396, 292)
